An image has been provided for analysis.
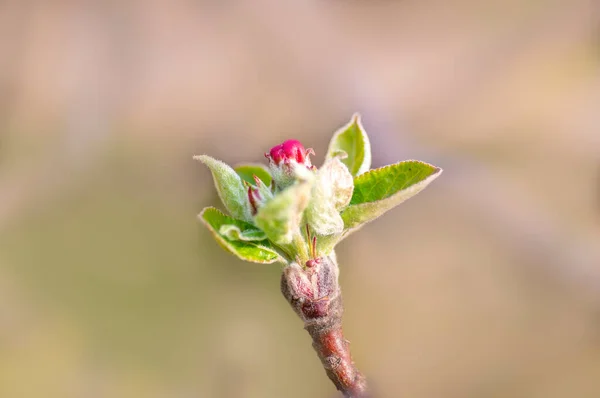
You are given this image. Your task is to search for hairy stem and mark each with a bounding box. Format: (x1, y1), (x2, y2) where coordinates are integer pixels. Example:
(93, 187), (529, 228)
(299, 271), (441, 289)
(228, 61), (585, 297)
(281, 255), (369, 397)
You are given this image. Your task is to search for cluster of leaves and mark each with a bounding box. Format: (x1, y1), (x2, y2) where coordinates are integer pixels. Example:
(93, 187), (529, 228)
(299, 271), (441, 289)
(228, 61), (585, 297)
(195, 114), (442, 265)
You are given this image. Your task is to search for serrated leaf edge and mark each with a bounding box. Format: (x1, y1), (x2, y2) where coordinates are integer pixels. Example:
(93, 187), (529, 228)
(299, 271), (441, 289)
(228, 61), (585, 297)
(342, 163), (442, 236)
(350, 160), (441, 205)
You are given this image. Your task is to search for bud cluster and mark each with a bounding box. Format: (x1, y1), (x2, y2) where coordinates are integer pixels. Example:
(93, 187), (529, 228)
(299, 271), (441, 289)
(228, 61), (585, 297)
(196, 114), (441, 398)
(196, 113), (441, 266)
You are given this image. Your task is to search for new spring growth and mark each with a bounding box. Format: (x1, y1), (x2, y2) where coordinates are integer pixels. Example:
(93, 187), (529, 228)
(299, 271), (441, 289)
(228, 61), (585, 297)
(194, 114), (442, 397)
(265, 139), (315, 190)
(267, 139), (313, 167)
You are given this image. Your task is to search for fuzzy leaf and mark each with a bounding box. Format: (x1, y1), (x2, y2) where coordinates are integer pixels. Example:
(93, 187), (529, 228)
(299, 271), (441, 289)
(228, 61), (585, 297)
(254, 180), (313, 245)
(306, 158), (354, 236)
(342, 160), (442, 233)
(235, 164), (272, 187)
(199, 207), (282, 264)
(195, 155), (253, 222)
(219, 225), (267, 241)
(326, 113), (371, 177)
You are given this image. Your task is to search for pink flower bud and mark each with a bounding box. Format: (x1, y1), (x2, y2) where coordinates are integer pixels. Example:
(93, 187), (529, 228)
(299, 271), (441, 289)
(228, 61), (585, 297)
(266, 139), (314, 168)
(265, 139), (315, 190)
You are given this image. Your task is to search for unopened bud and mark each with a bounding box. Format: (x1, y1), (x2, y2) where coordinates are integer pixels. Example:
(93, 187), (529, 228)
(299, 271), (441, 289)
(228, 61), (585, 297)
(265, 139), (315, 189)
(247, 186), (261, 215)
(267, 139), (313, 167)
(246, 175), (273, 216)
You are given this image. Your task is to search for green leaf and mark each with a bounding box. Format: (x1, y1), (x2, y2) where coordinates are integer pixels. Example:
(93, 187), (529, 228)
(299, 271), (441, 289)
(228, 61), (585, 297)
(199, 207), (283, 264)
(326, 113), (371, 177)
(219, 224), (267, 241)
(342, 160), (442, 233)
(235, 164), (272, 187)
(194, 155), (252, 222)
(305, 158), (353, 236)
(254, 180), (313, 245)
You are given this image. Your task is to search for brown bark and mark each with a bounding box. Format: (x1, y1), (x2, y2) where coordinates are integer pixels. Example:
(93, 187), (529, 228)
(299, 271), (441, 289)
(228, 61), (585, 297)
(281, 255), (369, 397)
(306, 295), (368, 397)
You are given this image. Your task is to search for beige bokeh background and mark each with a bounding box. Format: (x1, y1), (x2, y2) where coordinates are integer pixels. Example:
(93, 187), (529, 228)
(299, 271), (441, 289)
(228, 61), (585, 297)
(1, 1), (600, 397)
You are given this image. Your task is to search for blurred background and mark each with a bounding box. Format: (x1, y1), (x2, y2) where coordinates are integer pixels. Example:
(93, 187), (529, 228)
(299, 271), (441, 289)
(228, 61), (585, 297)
(1, 1), (600, 397)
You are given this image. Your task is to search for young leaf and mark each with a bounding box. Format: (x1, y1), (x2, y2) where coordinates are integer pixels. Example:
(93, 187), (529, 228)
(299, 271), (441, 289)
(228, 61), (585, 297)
(326, 114), (371, 177)
(199, 207), (283, 264)
(305, 158), (354, 236)
(235, 164), (272, 186)
(194, 155), (253, 222)
(254, 180), (313, 245)
(342, 160), (442, 233)
(219, 225), (267, 241)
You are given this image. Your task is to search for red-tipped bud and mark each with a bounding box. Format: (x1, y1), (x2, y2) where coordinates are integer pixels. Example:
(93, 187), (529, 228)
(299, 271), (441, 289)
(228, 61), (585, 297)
(246, 174), (273, 216)
(265, 139), (315, 190)
(247, 186), (262, 216)
(266, 139), (313, 167)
